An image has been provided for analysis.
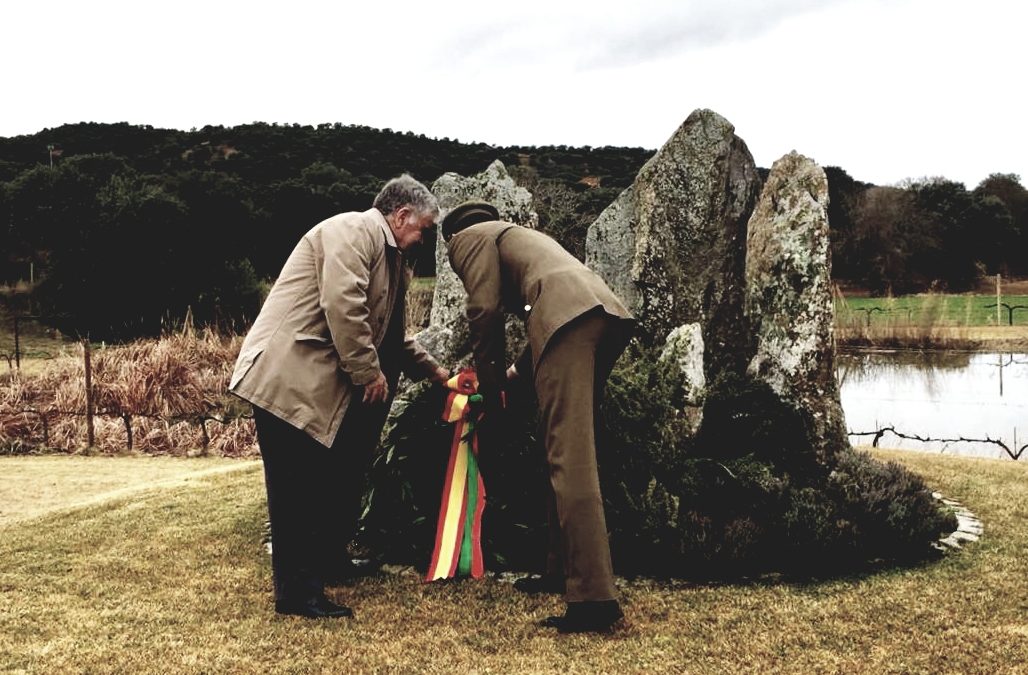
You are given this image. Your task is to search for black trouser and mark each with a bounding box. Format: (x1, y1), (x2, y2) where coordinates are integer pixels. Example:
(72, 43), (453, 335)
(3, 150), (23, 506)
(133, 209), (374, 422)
(254, 400), (388, 602)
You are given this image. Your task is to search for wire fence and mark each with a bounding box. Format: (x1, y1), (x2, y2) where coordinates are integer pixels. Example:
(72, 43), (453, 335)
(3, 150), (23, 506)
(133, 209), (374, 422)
(0, 406), (254, 454)
(0, 329), (257, 456)
(849, 426), (1026, 461)
(1, 314), (62, 370)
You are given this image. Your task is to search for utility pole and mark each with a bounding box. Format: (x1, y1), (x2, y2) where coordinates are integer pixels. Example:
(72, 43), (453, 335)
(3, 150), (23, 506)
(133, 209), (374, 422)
(47, 144), (54, 170)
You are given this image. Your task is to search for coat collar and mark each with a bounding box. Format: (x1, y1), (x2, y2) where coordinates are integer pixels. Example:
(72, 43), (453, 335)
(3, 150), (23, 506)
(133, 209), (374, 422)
(369, 208), (397, 249)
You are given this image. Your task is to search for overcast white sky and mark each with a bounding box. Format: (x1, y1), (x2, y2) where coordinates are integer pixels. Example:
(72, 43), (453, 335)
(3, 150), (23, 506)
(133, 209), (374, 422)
(4, 0), (1025, 188)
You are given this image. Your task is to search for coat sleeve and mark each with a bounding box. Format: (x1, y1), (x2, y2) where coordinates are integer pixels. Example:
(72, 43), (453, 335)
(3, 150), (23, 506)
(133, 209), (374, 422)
(513, 343), (533, 381)
(447, 230), (506, 400)
(400, 334), (441, 381)
(318, 218), (382, 386)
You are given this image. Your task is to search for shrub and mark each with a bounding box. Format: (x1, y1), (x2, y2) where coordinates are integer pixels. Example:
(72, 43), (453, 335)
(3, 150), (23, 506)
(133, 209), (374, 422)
(360, 379), (548, 571)
(359, 346), (956, 578)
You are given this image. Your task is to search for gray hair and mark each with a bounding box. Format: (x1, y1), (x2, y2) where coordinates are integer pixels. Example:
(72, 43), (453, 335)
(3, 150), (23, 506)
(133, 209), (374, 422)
(373, 174), (439, 218)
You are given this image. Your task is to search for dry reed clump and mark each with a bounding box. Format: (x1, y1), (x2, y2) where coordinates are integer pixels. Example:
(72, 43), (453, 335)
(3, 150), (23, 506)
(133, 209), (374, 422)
(834, 290), (980, 350)
(0, 411), (36, 453)
(132, 419), (199, 456)
(0, 330), (257, 456)
(208, 418), (260, 458)
(405, 285), (433, 336)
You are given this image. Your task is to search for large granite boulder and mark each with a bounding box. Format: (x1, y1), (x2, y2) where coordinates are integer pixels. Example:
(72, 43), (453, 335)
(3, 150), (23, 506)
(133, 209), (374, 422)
(585, 109), (763, 379)
(416, 160), (538, 367)
(745, 151), (848, 460)
(585, 109), (848, 458)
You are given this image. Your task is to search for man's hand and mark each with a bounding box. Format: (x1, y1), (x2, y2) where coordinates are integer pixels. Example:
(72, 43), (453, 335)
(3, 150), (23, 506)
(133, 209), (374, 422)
(362, 372), (389, 404)
(506, 364), (519, 380)
(430, 366), (450, 384)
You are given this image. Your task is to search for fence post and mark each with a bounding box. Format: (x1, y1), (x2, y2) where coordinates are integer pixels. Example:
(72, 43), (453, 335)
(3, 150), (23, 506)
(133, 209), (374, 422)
(996, 274), (1001, 327)
(83, 339), (95, 449)
(198, 417), (210, 453)
(122, 414), (133, 452)
(13, 315), (20, 370)
(39, 411), (49, 448)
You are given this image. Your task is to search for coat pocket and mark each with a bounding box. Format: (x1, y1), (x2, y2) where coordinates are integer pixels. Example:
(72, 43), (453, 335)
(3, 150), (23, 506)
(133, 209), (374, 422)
(294, 333), (331, 344)
(229, 348), (264, 391)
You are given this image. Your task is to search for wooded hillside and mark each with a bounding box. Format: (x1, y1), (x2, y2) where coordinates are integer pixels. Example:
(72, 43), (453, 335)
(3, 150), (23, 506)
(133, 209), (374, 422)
(1, 122), (1024, 340)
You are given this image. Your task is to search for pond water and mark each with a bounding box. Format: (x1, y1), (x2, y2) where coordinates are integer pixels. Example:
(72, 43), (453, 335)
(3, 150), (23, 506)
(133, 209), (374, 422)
(837, 350), (1028, 461)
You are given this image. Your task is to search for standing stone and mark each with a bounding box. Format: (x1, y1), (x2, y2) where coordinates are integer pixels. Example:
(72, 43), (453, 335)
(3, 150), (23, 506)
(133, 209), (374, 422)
(658, 323), (706, 435)
(416, 160), (538, 367)
(586, 109), (763, 380)
(745, 151), (848, 460)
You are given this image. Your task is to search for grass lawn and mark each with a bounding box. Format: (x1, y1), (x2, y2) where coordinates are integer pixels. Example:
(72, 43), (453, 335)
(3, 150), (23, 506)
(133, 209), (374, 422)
(0, 450), (1026, 673)
(837, 294), (1028, 327)
(0, 456), (257, 527)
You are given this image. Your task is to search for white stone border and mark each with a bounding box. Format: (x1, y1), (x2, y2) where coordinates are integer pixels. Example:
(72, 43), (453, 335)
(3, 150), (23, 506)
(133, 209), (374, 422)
(931, 491), (984, 551)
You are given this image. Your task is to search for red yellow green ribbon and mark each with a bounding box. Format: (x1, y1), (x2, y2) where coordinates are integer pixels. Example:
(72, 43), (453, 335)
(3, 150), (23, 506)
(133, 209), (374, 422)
(425, 370), (487, 581)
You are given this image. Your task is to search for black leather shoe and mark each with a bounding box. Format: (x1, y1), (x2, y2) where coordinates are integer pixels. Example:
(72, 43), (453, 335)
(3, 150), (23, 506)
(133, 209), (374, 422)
(539, 600), (623, 633)
(275, 596), (354, 619)
(514, 574), (565, 595)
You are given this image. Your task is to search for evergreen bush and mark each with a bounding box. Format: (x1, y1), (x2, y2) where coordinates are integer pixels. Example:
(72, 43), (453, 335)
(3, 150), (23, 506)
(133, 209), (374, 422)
(359, 346), (957, 578)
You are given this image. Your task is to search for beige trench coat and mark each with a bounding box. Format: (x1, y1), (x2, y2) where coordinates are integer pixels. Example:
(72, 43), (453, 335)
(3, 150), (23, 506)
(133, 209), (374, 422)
(230, 208), (439, 447)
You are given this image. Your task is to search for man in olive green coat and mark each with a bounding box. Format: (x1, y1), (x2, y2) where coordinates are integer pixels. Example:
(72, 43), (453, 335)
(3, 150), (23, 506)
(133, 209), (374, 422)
(442, 201), (634, 633)
(231, 174), (447, 618)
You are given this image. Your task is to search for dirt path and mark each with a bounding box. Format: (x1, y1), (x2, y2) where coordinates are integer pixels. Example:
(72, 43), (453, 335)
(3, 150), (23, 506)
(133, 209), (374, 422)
(0, 456), (260, 528)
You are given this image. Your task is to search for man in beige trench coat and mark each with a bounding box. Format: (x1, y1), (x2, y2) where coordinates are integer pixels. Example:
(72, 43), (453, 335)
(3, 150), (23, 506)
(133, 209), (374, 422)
(231, 175), (447, 618)
(442, 201), (634, 633)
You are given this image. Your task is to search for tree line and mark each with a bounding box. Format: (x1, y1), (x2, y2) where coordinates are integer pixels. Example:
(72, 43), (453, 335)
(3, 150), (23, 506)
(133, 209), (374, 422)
(0, 122), (646, 340)
(826, 167), (1028, 294)
(0, 122), (1024, 341)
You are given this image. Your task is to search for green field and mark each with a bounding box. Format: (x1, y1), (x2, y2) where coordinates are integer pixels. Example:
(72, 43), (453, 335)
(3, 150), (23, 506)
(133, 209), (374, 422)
(836, 294), (1028, 327)
(0, 451), (1025, 673)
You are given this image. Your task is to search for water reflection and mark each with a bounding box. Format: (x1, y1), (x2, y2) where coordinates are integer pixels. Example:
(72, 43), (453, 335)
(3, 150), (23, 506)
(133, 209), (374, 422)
(837, 350), (1028, 461)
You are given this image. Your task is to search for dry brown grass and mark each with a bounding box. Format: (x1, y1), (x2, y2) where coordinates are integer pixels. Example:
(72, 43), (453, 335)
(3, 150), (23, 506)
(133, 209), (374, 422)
(0, 450), (1025, 673)
(0, 330), (255, 456)
(405, 284), (434, 336)
(951, 326), (1028, 351)
(837, 322), (1028, 352)
(974, 277), (1028, 295)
